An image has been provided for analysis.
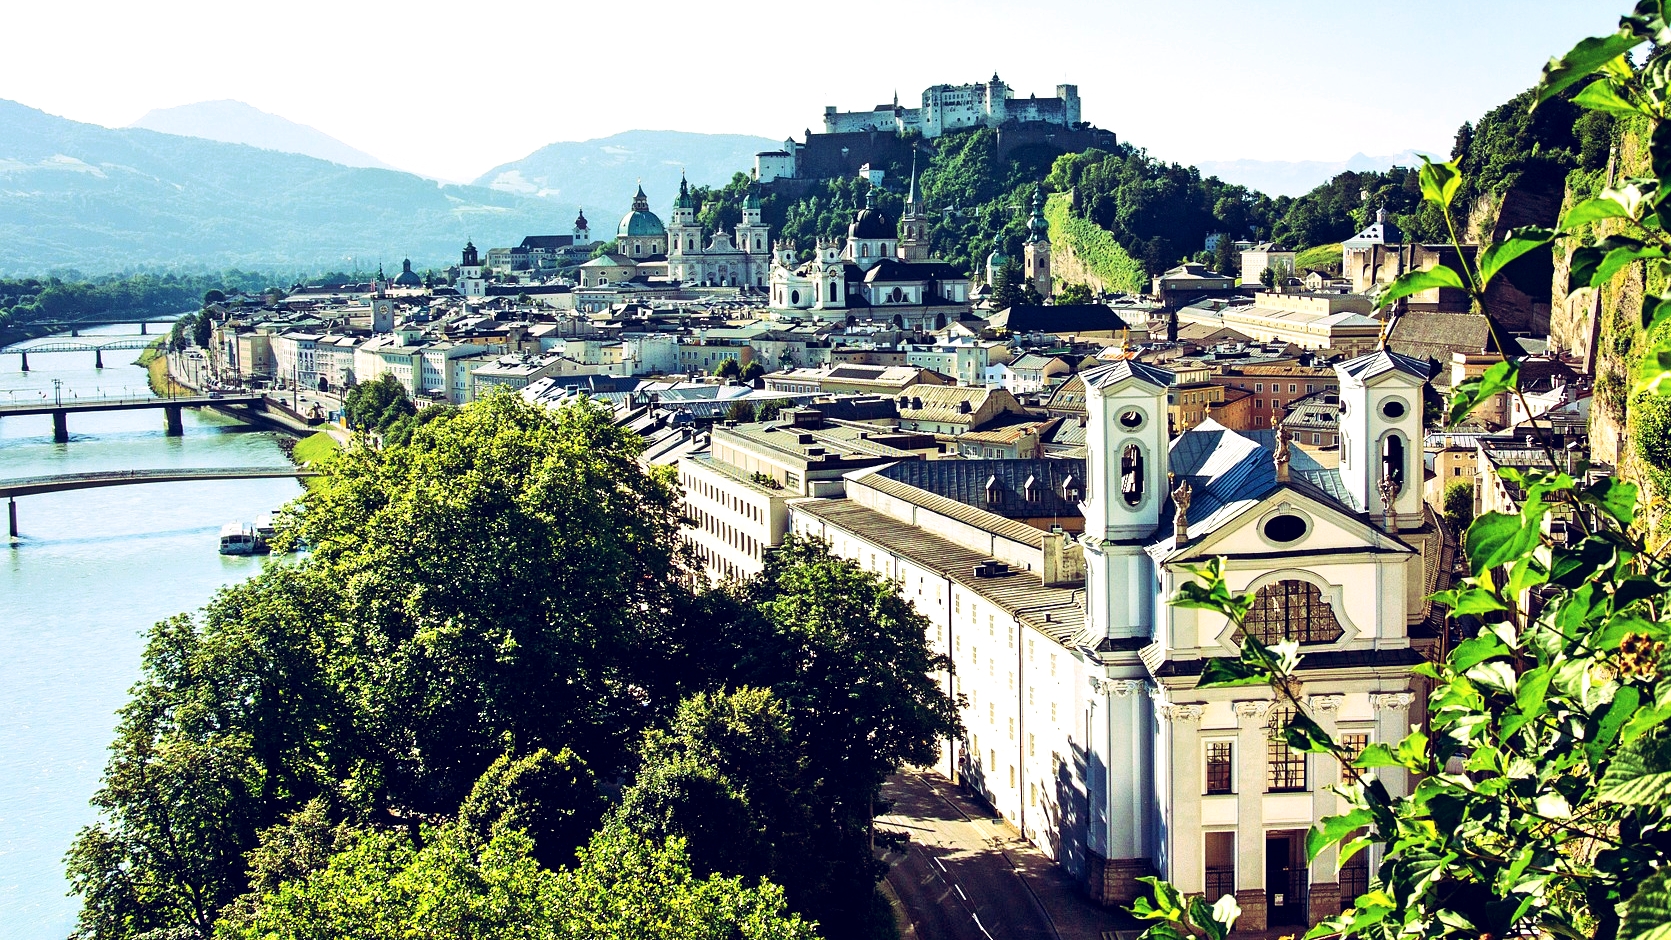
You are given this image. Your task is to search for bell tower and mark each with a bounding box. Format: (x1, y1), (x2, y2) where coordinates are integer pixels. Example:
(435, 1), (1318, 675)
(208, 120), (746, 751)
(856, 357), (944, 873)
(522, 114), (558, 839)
(898, 155), (931, 262)
(1023, 184), (1052, 298)
(1335, 348), (1427, 529)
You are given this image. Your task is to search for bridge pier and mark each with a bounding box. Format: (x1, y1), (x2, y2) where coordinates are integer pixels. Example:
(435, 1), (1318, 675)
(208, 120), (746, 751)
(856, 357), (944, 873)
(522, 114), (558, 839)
(94, 348), (104, 369)
(52, 411), (68, 444)
(7, 497), (16, 541)
(139, 322), (148, 335)
(17, 351), (26, 372)
(70, 328), (78, 337)
(164, 404), (183, 436)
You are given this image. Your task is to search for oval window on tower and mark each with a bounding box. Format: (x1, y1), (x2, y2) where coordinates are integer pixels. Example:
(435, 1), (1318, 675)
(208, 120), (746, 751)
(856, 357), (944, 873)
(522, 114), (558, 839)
(1381, 398), (1407, 419)
(1118, 408), (1145, 431)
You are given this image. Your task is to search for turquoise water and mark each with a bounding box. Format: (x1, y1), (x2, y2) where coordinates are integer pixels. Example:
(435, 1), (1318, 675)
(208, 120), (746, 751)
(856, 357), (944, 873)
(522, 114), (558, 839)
(0, 325), (303, 938)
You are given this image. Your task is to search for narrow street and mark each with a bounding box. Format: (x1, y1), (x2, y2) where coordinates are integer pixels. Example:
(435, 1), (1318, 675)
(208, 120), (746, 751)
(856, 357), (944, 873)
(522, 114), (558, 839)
(878, 771), (1139, 940)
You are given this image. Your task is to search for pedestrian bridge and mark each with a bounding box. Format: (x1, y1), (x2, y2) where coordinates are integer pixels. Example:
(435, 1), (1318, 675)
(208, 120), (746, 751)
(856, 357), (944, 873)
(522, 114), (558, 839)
(3, 467), (320, 539)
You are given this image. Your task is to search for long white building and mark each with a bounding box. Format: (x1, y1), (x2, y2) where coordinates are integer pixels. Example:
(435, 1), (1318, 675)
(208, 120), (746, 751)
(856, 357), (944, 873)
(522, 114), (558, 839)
(823, 76), (1081, 139)
(788, 348), (1449, 933)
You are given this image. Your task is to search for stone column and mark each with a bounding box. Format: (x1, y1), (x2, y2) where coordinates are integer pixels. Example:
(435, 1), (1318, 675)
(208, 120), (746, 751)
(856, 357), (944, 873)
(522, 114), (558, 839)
(1306, 694), (1345, 923)
(1097, 679), (1154, 905)
(1232, 700), (1271, 933)
(1371, 693), (1415, 799)
(1157, 702), (1204, 893)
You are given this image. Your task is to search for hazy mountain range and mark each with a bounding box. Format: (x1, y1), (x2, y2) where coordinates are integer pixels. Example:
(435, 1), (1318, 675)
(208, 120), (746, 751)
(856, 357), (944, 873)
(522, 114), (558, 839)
(1195, 151), (1434, 198)
(0, 95), (1426, 274)
(474, 130), (779, 216)
(129, 100), (399, 172)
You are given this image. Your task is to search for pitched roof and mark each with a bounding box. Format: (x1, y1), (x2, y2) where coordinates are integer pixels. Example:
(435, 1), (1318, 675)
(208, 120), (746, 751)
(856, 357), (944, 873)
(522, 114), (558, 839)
(992, 304), (1130, 335)
(1335, 348), (1432, 383)
(896, 383), (1009, 424)
(1079, 359), (1175, 391)
(876, 458), (1085, 523)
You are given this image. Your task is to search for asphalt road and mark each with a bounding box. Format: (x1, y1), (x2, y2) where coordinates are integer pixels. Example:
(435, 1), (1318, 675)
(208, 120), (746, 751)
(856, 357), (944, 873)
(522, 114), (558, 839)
(878, 773), (1061, 940)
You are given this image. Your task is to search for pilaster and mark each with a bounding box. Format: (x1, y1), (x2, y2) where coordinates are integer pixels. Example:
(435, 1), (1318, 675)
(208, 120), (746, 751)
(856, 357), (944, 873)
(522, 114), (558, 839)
(1232, 700), (1271, 933)
(1371, 692), (1415, 799)
(1306, 694), (1344, 922)
(1157, 701), (1204, 893)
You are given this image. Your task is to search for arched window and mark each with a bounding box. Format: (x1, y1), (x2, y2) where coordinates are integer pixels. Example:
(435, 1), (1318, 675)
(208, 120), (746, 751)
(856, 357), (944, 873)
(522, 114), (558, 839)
(790, 289), (800, 305)
(1120, 443), (1144, 506)
(1234, 580), (1343, 646)
(828, 281), (838, 302)
(1382, 434), (1406, 489)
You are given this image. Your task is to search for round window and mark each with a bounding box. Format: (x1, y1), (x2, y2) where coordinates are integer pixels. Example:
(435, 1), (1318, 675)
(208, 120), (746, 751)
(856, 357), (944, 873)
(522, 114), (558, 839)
(1118, 409), (1145, 430)
(1381, 398), (1407, 419)
(1340, 398), (1350, 417)
(1263, 514), (1308, 543)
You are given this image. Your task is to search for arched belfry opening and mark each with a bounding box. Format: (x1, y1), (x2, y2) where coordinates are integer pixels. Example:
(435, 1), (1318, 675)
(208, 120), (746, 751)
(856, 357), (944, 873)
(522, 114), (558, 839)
(1382, 434), (1405, 489)
(1120, 443), (1145, 506)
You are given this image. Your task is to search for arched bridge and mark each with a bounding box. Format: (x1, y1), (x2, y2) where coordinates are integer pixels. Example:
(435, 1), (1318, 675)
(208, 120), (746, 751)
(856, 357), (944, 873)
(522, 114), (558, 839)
(3, 467), (320, 539)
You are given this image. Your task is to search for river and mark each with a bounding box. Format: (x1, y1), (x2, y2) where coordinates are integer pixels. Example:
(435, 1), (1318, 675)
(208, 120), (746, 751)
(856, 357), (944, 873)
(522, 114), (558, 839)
(0, 323), (303, 938)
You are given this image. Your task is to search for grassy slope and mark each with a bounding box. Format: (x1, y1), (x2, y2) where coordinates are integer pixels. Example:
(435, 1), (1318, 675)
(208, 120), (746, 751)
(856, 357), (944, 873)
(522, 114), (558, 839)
(1295, 243), (1342, 272)
(1043, 193), (1148, 294)
(292, 431), (339, 466)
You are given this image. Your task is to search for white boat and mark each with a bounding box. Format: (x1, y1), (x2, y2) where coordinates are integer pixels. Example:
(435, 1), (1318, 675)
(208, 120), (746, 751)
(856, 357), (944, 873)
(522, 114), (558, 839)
(218, 521), (261, 555)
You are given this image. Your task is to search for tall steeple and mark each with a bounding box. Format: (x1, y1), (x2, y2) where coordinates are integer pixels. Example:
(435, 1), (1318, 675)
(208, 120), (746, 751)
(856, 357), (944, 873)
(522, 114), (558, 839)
(898, 152), (930, 262)
(1023, 184), (1052, 297)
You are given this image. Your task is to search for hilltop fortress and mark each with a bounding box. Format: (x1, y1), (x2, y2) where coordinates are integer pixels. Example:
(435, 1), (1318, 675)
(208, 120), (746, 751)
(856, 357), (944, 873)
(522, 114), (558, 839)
(757, 75), (1114, 185)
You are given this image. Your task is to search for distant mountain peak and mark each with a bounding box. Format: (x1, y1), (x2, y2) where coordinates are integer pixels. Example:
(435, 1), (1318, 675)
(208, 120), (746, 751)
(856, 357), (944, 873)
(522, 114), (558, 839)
(129, 99), (398, 172)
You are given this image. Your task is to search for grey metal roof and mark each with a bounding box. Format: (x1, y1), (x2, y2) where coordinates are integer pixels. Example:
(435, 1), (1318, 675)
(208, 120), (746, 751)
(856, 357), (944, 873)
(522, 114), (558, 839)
(1335, 348), (1431, 383)
(877, 459), (1086, 522)
(1079, 359), (1175, 391)
(1149, 420), (1276, 558)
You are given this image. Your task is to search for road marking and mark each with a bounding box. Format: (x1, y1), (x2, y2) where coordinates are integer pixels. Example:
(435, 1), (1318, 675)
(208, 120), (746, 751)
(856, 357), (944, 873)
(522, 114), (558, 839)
(955, 885), (967, 902)
(935, 857), (947, 873)
(972, 913), (996, 940)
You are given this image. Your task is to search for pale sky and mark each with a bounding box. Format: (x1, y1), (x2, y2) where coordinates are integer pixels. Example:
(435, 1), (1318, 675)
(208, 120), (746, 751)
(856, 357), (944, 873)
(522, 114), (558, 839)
(0, 0), (1621, 183)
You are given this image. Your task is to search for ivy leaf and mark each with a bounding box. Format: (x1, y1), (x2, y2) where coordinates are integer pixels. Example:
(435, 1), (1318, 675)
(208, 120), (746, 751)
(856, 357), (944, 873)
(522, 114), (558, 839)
(1374, 264), (1468, 310)
(1582, 477), (1639, 528)
(1619, 867), (1671, 940)
(1284, 711), (1336, 754)
(1598, 732), (1671, 805)
(1448, 360), (1518, 427)
(1433, 586), (1508, 617)
(1562, 194), (1632, 231)
(1536, 31), (1643, 104)
(1452, 633), (1510, 671)
(1464, 510), (1540, 576)
(1477, 229), (1554, 288)
(1573, 78), (1654, 116)
(1307, 807), (1372, 863)
(1418, 158), (1464, 210)
(1198, 657), (1273, 688)
(1515, 666), (1554, 722)
(1635, 331), (1671, 396)
(1597, 242), (1667, 285)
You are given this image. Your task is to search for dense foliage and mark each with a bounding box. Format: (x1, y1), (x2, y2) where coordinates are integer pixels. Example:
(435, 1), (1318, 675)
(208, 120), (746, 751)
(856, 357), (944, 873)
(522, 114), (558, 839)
(1131, 10), (1671, 938)
(67, 392), (957, 940)
(0, 270), (276, 339)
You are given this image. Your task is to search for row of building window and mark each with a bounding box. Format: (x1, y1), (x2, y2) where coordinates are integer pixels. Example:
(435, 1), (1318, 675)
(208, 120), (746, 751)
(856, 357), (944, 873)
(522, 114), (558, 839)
(1203, 719), (1371, 795)
(682, 472), (763, 524)
(1201, 830), (1368, 899)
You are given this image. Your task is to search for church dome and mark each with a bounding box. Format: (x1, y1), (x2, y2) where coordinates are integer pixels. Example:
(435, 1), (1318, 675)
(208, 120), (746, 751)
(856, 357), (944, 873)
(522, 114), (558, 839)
(618, 184), (667, 238)
(849, 189), (895, 240)
(393, 258), (423, 287)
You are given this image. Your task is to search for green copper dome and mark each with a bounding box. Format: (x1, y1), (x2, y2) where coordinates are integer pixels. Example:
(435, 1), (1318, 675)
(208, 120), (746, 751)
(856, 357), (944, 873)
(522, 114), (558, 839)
(674, 173), (696, 211)
(618, 183), (667, 238)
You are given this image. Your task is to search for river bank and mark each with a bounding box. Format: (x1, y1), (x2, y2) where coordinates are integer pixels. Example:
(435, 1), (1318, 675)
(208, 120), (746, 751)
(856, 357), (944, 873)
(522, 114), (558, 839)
(137, 340), (193, 397)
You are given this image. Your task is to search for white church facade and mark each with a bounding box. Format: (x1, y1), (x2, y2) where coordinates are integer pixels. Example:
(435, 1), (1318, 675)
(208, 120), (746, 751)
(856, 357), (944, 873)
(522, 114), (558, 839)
(768, 171), (973, 328)
(788, 348), (1447, 933)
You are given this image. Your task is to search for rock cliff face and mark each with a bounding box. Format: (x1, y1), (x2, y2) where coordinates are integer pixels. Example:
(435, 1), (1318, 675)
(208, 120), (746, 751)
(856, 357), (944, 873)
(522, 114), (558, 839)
(1546, 121), (1671, 534)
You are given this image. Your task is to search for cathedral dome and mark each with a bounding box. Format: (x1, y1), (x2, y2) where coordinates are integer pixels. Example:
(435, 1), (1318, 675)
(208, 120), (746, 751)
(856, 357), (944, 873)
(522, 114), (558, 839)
(849, 189), (895, 240)
(393, 258), (423, 287)
(617, 184), (667, 238)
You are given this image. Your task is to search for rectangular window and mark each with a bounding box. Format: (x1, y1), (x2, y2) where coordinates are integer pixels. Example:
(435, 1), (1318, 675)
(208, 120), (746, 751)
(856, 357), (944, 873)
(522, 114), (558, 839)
(1289, 384), (1297, 393)
(1255, 383), (1264, 392)
(1267, 707), (1309, 792)
(1205, 832), (1236, 899)
(1206, 741), (1234, 794)
(1340, 732), (1370, 783)
(1340, 832), (1370, 901)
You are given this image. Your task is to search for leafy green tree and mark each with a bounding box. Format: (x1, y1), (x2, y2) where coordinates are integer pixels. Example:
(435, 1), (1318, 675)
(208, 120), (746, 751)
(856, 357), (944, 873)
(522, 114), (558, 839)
(725, 400), (757, 423)
(756, 400), (784, 422)
(1055, 282), (1093, 305)
(1441, 478), (1474, 533)
(457, 748), (605, 868)
(1131, 17), (1671, 935)
(714, 358), (742, 379)
(192, 312), (213, 349)
(341, 373), (415, 434)
(991, 259), (1024, 310)
(1210, 234), (1237, 277)
(741, 360), (766, 382)
(1258, 265), (1276, 288)
(203, 289), (226, 306)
